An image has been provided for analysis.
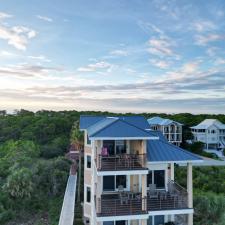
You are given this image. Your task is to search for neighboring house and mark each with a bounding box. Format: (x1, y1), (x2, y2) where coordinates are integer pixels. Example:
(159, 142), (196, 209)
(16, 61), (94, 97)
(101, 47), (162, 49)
(191, 119), (225, 150)
(147, 117), (183, 146)
(80, 115), (202, 225)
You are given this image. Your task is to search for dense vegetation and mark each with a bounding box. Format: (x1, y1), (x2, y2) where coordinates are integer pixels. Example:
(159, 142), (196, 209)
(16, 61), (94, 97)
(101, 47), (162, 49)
(0, 109), (225, 225)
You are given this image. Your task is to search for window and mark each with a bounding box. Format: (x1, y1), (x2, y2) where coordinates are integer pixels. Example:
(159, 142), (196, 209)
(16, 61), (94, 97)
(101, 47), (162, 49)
(116, 175), (126, 189)
(103, 176), (115, 191)
(148, 216), (153, 225)
(86, 155), (91, 168)
(103, 222), (114, 225)
(115, 140), (126, 154)
(86, 186), (91, 203)
(86, 135), (91, 145)
(154, 170), (165, 189)
(116, 221), (126, 225)
(103, 140), (115, 155)
(147, 171), (152, 186)
(154, 215), (164, 225)
(103, 175), (126, 191)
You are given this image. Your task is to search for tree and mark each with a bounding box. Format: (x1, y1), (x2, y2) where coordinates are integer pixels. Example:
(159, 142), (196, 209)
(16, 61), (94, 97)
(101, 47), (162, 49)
(70, 123), (83, 202)
(3, 167), (34, 199)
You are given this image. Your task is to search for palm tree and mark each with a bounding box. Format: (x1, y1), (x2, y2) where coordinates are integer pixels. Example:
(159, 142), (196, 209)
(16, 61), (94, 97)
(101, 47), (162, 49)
(70, 121), (83, 203)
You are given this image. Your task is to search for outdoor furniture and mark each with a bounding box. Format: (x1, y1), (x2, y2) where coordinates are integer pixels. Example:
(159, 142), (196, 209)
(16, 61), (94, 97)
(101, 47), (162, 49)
(148, 184), (158, 198)
(118, 185), (124, 192)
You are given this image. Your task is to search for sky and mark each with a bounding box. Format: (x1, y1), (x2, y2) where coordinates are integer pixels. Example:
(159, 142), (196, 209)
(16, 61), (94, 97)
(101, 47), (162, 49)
(0, 0), (225, 114)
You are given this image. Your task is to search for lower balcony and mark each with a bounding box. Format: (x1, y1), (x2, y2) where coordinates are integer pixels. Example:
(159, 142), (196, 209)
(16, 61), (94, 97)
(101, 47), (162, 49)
(96, 182), (188, 218)
(96, 194), (147, 217)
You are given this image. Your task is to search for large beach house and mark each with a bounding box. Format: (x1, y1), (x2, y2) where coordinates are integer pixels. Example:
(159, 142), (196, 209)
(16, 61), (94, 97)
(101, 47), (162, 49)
(147, 117), (182, 146)
(80, 115), (202, 225)
(191, 119), (225, 150)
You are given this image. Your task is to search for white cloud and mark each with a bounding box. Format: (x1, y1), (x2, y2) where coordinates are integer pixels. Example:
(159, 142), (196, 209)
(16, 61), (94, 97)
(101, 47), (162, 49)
(0, 20), (37, 50)
(28, 55), (51, 62)
(0, 12), (13, 20)
(77, 61), (114, 72)
(149, 59), (170, 69)
(0, 50), (17, 57)
(215, 58), (225, 65)
(192, 20), (217, 32)
(147, 38), (175, 57)
(110, 50), (128, 56)
(195, 34), (223, 46)
(36, 15), (53, 22)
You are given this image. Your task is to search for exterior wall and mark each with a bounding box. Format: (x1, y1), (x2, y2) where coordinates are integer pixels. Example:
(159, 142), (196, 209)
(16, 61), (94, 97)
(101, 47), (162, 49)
(130, 140), (147, 154)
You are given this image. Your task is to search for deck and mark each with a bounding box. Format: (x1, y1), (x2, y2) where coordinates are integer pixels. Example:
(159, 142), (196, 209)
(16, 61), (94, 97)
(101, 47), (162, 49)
(96, 154), (147, 171)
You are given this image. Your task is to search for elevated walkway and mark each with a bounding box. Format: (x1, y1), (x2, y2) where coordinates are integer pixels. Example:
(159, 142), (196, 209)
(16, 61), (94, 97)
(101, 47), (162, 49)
(58, 174), (77, 225)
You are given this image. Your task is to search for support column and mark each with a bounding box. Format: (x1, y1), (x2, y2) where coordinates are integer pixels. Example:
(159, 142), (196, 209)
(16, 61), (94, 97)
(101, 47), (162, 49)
(187, 163), (193, 225)
(170, 163), (174, 181)
(141, 174), (147, 211)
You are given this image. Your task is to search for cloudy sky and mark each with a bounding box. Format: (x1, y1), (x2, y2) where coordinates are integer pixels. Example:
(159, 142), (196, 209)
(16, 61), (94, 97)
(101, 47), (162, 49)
(0, 0), (225, 113)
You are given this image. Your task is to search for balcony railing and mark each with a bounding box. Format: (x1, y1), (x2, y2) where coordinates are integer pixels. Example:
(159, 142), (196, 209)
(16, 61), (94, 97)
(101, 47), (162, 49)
(96, 154), (147, 171)
(148, 181), (188, 211)
(96, 182), (188, 217)
(96, 194), (147, 217)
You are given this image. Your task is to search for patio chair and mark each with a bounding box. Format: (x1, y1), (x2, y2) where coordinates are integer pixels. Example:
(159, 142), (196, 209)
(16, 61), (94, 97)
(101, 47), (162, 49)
(118, 185), (124, 192)
(119, 191), (128, 204)
(148, 184), (158, 198)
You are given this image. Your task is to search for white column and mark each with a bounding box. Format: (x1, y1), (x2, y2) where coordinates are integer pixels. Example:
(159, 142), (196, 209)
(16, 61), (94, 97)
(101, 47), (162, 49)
(170, 163), (174, 181)
(141, 174), (147, 211)
(187, 163), (193, 225)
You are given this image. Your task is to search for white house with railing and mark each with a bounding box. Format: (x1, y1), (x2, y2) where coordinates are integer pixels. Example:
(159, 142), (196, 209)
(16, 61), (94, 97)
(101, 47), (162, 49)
(191, 119), (225, 150)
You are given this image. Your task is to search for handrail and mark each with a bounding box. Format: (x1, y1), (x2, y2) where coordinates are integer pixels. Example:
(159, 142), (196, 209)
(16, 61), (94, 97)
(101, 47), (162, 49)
(96, 153), (147, 171)
(96, 196), (147, 216)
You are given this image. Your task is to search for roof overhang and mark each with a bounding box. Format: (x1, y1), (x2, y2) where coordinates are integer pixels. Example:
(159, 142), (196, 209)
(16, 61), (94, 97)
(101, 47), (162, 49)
(89, 136), (159, 140)
(147, 160), (203, 164)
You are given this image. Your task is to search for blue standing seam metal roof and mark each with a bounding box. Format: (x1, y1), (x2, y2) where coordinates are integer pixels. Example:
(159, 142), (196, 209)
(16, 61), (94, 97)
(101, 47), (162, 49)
(88, 118), (155, 139)
(79, 115), (149, 130)
(147, 139), (202, 162)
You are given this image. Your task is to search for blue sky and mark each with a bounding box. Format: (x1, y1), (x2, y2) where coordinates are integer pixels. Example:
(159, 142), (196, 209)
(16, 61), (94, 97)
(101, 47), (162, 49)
(0, 0), (225, 113)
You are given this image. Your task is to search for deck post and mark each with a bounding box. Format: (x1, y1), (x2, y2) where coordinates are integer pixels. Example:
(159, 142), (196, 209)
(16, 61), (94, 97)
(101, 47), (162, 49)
(187, 162), (193, 225)
(141, 174), (147, 211)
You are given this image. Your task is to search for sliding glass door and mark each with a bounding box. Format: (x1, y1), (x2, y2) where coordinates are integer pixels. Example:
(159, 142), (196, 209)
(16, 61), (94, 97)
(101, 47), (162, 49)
(103, 140), (126, 155)
(147, 170), (165, 189)
(103, 175), (127, 191)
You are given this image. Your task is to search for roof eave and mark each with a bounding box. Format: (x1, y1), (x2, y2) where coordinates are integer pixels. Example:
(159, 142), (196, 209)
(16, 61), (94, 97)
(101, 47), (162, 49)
(147, 159), (203, 164)
(89, 136), (159, 140)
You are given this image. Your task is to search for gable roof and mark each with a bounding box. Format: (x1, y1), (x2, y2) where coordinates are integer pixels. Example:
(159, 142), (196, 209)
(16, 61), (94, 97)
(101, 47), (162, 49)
(147, 139), (202, 162)
(147, 116), (182, 126)
(80, 115), (149, 130)
(87, 117), (157, 140)
(191, 119), (225, 130)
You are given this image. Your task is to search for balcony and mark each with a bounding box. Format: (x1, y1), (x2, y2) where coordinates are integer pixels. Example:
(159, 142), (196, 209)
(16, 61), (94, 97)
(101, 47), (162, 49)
(96, 194), (147, 217)
(96, 154), (147, 171)
(96, 182), (188, 217)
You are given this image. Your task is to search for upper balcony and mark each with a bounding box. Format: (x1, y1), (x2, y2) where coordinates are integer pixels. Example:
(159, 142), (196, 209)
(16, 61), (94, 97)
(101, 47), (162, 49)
(96, 153), (147, 171)
(95, 140), (148, 172)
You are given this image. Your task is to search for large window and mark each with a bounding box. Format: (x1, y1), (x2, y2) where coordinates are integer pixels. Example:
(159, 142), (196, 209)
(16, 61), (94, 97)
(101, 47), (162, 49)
(103, 175), (127, 191)
(86, 155), (91, 168)
(154, 170), (165, 189)
(116, 175), (126, 189)
(148, 215), (164, 225)
(86, 186), (91, 203)
(103, 221), (126, 225)
(148, 170), (165, 189)
(115, 140), (126, 154)
(103, 140), (126, 155)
